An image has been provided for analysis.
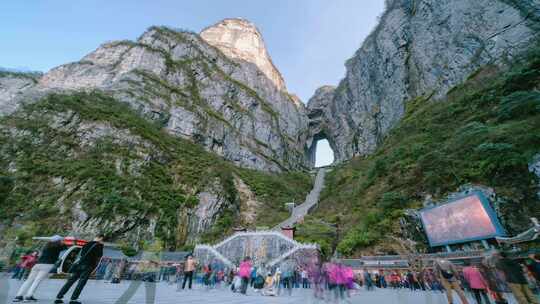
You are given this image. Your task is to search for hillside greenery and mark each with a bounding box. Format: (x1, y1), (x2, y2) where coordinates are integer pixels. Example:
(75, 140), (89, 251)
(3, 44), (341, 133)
(297, 42), (540, 257)
(0, 91), (312, 250)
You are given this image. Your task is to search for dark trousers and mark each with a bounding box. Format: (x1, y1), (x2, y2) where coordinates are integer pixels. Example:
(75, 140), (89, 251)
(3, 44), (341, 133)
(182, 271), (193, 289)
(240, 277), (249, 294)
(56, 265), (93, 300)
(282, 277), (293, 295)
(114, 279), (156, 304)
(472, 288), (491, 304)
(11, 267), (22, 279)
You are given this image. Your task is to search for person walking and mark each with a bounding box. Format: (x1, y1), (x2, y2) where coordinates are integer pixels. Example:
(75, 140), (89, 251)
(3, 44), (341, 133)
(19, 252), (38, 281)
(494, 251), (539, 304)
(181, 255), (197, 290)
(301, 268), (309, 288)
(114, 256), (159, 304)
(462, 261), (491, 304)
(12, 253), (31, 280)
(478, 256), (508, 304)
(238, 257), (252, 295)
(13, 235), (67, 302)
(262, 273), (277, 296)
(273, 267), (282, 294)
(111, 259), (126, 284)
(280, 261), (294, 296)
(54, 234), (105, 304)
(364, 269), (374, 291)
(434, 259), (470, 304)
(526, 254), (540, 282)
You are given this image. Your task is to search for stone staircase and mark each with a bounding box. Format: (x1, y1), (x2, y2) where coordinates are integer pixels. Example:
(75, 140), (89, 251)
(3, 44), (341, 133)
(194, 168), (327, 267)
(274, 167), (327, 229)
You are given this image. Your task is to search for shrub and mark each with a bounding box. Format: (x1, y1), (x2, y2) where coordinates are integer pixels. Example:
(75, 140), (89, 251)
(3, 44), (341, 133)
(377, 192), (407, 212)
(337, 228), (379, 256)
(497, 91), (540, 121)
(120, 245), (138, 257)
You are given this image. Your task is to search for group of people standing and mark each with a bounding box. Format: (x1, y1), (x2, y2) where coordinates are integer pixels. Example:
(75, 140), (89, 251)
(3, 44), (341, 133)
(7, 235), (540, 304)
(432, 251), (540, 304)
(374, 251), (540, 304)
(10, 234), (104, 304)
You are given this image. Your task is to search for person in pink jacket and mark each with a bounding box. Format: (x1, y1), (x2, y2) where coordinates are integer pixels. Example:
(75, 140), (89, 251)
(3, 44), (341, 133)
(462, 261), (491, 304)
(238, 257), (252, 295)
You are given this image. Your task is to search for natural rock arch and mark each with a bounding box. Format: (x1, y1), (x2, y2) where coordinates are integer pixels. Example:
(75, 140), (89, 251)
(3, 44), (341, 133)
(306, 131), (336, 168)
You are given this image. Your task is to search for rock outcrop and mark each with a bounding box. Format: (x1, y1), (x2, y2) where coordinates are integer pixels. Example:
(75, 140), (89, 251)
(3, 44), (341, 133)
(309, 0), (540, 162)
(305, 86), (337, 166)
(201, 18), (288, 94)
(1, 24), (309, 172)
(0, 72), (40, 116)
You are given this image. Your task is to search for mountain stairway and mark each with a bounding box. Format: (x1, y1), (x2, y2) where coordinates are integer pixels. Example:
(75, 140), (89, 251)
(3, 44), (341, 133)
(193, 168), (326, 267)
(273, 167), (327, 230)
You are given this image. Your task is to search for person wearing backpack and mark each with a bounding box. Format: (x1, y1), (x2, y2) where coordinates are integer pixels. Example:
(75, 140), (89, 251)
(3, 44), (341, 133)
(54, 234), (105, 304)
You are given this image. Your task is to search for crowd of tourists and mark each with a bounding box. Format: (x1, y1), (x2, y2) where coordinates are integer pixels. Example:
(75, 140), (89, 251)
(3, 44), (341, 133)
(4, 234), (540, 304)
(184, 252), (540, 304)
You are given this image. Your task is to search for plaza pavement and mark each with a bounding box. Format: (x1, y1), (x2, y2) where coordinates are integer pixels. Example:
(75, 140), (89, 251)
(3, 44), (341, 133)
(1, 275), (524, 304)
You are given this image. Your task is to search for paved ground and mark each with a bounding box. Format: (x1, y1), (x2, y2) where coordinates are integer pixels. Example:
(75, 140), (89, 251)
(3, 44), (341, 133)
(1, 276), (526, 304)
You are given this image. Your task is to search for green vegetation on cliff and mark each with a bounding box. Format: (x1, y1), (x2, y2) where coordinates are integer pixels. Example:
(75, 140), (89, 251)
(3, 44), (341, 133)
(298, 42), (540, 257)
(0, 91), (311, 249)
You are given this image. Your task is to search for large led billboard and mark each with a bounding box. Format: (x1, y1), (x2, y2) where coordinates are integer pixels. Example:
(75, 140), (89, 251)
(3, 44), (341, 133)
(420, 192), (505, 247)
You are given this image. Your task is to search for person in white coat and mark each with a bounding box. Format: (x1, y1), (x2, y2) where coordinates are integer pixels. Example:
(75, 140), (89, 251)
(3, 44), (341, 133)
(13, 235), (67, 302)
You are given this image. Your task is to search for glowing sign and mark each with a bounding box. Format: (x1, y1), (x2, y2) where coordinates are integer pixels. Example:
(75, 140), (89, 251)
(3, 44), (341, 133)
(420, 192), (505, 247)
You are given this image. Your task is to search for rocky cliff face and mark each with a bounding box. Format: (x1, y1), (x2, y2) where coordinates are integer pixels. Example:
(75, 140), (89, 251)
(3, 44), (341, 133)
(201, 18), (288, 95)
(309, 0), (540, 162)
(0, 21), (315, 248)
(0, 72), (40, 116)
(1, 24), (309, 172)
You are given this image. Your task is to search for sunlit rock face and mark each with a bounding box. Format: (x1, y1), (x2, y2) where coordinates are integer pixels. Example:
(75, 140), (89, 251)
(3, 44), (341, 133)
(201, 18), (287, 93)
(0, 73), (40, 116)
(1, 23), (311, 172)
(305, 86), (341, 165)
(310, 0), (540, 161)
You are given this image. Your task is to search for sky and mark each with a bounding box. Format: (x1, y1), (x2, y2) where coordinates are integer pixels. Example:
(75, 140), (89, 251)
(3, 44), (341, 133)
(0, 0), (385, 167)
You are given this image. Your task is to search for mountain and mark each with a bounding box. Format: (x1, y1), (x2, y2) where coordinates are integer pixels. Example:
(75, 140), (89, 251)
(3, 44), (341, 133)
(0, 21), (314, 249)
(307, 0), (540, 163)
(1, 22), (309, 173)
(298, 0), (540, 255)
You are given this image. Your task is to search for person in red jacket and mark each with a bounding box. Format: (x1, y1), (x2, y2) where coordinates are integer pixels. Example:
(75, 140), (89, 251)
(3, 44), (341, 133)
(20, 251), (39, 280)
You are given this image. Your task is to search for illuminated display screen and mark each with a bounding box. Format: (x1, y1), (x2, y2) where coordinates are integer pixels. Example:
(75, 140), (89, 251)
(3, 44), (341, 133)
(420, 192), (505, 247)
